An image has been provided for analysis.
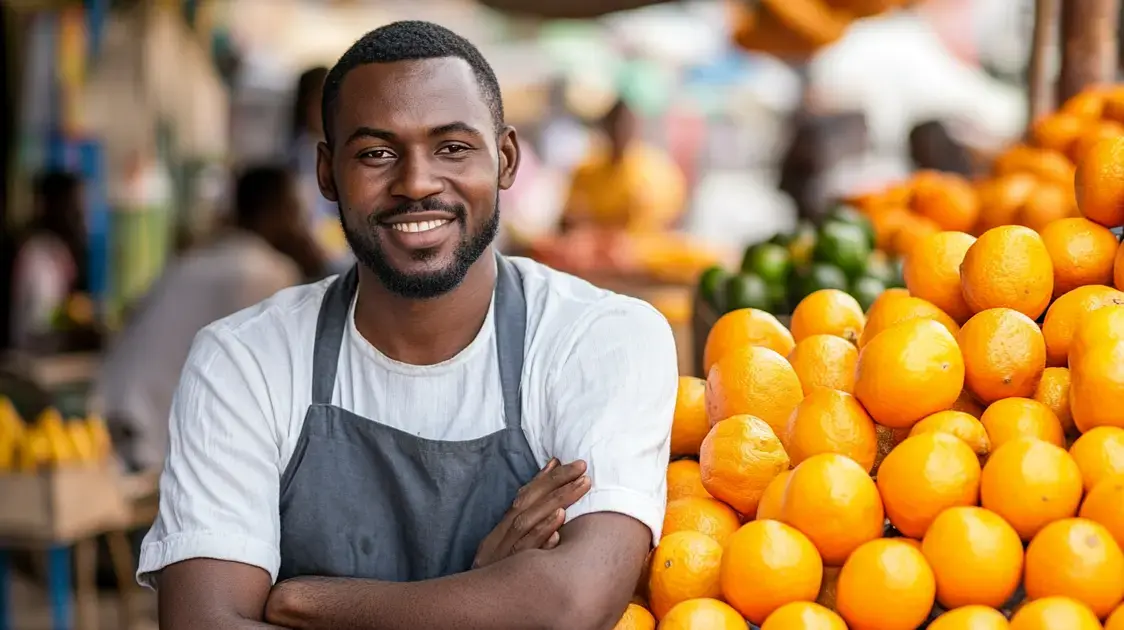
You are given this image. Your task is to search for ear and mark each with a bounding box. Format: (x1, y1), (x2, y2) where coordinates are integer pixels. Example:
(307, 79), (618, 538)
(496, 125), (521, 191)
(316, 141), (338, 202)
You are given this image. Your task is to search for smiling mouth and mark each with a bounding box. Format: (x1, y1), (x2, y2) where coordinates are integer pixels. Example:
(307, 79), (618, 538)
(388, 219), (452, 233)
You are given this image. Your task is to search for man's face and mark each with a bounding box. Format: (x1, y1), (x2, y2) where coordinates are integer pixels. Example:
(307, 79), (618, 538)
(317, 58), (519, 299)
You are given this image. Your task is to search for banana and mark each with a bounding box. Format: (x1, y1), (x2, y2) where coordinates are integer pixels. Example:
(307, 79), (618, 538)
(67, 418), (96, 464)
(85, 415), (112, 462)
(0, 396), (24, 441)
(37, 408), (77, 466)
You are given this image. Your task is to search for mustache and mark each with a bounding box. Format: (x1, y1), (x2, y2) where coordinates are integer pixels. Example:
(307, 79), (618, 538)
(374, 198), (467, 223)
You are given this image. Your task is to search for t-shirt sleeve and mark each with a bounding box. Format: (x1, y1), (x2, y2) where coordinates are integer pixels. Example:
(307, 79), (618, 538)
(543, 297), (678, 544)
(136, 326), (282, 589)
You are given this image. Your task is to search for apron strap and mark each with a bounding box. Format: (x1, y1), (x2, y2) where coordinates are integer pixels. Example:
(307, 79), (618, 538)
(311, 265), (359, 405)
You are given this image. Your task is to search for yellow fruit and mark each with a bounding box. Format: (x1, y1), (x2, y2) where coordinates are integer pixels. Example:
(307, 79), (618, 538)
(656, 599), (746, 630)
(706, 345), (804, 434)
(703, 308), (795, 374)
(854, 318), (965, 429)
(648, 531), (724, 619)
(1009, 596), (1102, 630)
(613, 604), (656, 630)
(981, 438), (1083, 540)
(980, 398), (1065, 450)
(921, 506), (1024, 609)
(1070, 427), (1124, 493)
(909, 411), (991, 460)
(783, 388), (878, 472)
(960, 225), (1054, 319)
(1075, 136), (1124, 228)
(1081, 475), (1124, 549)
(720, 520), (823, 624)
(780, 453), (885, 566)
(1040, 217), (1120, 297)
(755, 470), (792, 521)
(1069, 304), (1124, 362)
(662, 497), (742, 548)
(667, 460), (712, 502)
(959, 308), (1046, 403)
(787, 334), (858, 395)
(859, 295), (960, 348)
(1107, 605), (1124, 630)
(1070, 340), (1124, 432)
(760, 602), (846, 630)
(699, 414), (790, 516)
(671, 377), (710, 456)
(836, 539), (936, 630)
(904, 231), (977, 323)
(877, 433), (982, 539)
(790, 289), (865, 344)
(1033, 367), (1077, 435)
(1042, 285), (1124, 366)
(1024, 518), (1124, 619)
(928, 606), (1011, 630)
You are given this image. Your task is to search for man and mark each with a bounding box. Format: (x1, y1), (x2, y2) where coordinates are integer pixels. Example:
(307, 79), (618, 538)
(95, 165), (322, 473)
(561, 99), (686, 233)
(141, 21), (677, 630)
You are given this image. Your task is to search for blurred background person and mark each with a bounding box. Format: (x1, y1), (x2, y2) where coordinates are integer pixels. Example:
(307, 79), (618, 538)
(94, 164), (320, 473)
(5, 170), (91, 352)
(909, 119), (978, 176)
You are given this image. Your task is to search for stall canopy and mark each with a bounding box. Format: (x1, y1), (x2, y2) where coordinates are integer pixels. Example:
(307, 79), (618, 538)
(475, 0), (675, 19)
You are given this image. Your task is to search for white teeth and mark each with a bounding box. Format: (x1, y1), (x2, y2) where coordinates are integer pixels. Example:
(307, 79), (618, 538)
(390, 219), (450, 233)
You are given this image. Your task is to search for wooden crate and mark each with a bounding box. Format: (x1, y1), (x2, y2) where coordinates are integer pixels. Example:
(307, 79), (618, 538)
(0, 465), (130, 544)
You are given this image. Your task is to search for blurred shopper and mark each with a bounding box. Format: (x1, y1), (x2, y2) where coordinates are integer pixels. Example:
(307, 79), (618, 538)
(560, 99), (686, 232)
(6, 171), (89, 350)
(94, 165), (320, 472)
(909, 119), (976, 177)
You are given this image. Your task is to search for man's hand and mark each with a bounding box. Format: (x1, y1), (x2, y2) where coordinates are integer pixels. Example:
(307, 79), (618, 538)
(472, 458), (590, 569)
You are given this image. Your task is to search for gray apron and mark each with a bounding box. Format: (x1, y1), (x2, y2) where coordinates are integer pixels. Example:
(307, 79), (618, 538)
(277, 255), (540, 582)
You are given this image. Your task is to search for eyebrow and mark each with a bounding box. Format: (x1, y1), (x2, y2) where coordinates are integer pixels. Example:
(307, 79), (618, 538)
(345, 122), (484, 145)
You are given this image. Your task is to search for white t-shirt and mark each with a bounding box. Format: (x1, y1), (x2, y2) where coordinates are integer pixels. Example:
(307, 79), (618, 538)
(138, 257), (678, 587)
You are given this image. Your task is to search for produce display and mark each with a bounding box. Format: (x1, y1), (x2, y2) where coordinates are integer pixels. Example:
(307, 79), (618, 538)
(698, 207), (905, 317)
(0, 396), (113, 472)
(618, 92), (1124, 629)
(528, 229), (729, 285)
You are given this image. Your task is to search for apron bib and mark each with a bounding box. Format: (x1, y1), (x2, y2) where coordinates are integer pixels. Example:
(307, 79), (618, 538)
(277, 255), (540, 582)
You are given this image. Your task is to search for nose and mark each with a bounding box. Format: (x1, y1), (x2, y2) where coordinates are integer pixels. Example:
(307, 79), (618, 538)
(388, 153), (444, 200)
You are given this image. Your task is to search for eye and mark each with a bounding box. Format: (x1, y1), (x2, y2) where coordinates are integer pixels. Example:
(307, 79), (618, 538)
(437, 144), (472, 155)
(358, 148), (395, 160)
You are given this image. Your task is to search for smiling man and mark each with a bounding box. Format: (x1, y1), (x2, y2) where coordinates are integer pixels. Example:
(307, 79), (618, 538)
(140, 21), (677, 630)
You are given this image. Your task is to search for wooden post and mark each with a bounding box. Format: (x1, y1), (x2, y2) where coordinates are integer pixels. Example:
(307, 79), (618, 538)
(1057, 0), (1120, 104)
(1028, 0), (1059, 122)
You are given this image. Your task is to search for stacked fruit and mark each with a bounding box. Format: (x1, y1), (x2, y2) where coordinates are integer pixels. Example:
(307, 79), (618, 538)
(699, 208), (905, 318)
(0, 396), (113, 472)
(613, 148), (1124, 630)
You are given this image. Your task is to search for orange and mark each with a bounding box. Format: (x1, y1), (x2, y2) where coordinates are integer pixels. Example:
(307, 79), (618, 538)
(1070, 427), (1124, 492)
(891, 213), (943, 259)
(1042, 285), (1124, 366)
(671, 377), (710, 456)
(1041, 218), (1119, 296)
(854, 318), (965, 429)
(783, 388), (878, 472)
(980, 397), (1065, 449)
(904, 231), (977, 323)
(1062, 87), (1109, 119)
(869, 206), (913, 252)
(699, 414), (790, 516)
(705, 345), (804, 433)
(836, 539), (937, 630)
(994, 145), (1076, 187)
(1033, 367), (1077, 435)
(755, 469), (792, 521)
(911, 171), (980, 233)
(1068, 304), (1124, 361)
(787, 334), (858, 395)
(1076, 136), (1124, 228)
(1107, 605), (1124, 630)
(1031, 112), (1088, 156)
(858, 294), (960, 348)
(1015, 181), (1080, 233)
(877, 433), (982, 539)
(667, 460), (712, 502)
(1070, 340), (1124, 432)
(975, 173), (1039, 233)
(1072, 119), (1124, 164)
(1025, 517), (1124, 618)
(613, 604), (656, 630)
(780, 453), (885, 566)
(760, 602), (846, 630)
(702, 308), (795, 374)
(656, 599), (745, 630)
(662, 497), (741, 548)
(909, 410), (991, 460)
(928, 606), (1010, 630)
(1081, 475), (1124, 549)
(648, 531), (724, 619)
(981, 437), (1084, 540)
(789, 289), (865, 344)
(921, 506), (1024, 609)
(720, 520), (823, 624)
(864, 287), (911, 316)
(1009, 596), (1103, 630)
(959, 308), (1046, 403)
(950, 389), (986, 418)
(960, 225), (1055, 319)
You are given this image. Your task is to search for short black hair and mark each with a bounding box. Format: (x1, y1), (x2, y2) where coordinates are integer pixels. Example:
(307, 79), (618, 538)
(321, 21), (504, 145)
(234, 165), (293, 228)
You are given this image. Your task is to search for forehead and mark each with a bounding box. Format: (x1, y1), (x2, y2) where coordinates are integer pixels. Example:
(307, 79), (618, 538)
(333, 57), (492, 136)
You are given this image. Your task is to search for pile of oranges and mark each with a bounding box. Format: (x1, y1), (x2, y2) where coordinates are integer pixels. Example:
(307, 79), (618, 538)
(614, 92), (1124, 630)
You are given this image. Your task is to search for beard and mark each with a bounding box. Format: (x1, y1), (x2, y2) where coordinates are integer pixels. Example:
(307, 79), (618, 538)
(340, 193), (500, 300)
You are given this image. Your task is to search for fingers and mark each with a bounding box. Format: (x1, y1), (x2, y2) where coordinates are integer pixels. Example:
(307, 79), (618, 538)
(511, 459), (586, 513)
(543, 531), (561, 550)
(511, 508), (566, 553)
(500, 473), (591, 553)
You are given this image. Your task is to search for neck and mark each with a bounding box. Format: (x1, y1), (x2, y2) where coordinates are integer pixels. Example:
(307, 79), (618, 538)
(352, 250), (497, 365)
